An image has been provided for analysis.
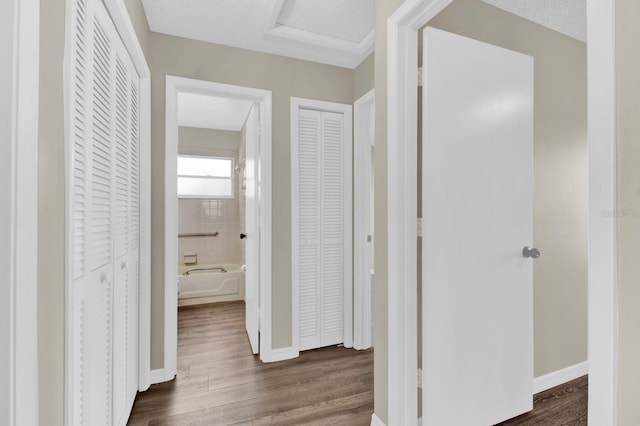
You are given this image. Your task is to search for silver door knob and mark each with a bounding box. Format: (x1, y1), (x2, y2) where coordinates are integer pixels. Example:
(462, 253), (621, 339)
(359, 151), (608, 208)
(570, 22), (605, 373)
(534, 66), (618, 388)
(522, 246), (541, 259)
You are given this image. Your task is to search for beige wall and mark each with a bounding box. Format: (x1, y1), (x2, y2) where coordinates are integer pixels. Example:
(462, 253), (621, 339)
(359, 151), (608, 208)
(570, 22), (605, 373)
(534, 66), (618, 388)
(38, 0), (66, 423)
(125, 0), (150, 59)
(427, 0), (588, 378)
(373, 0), (588, 421)
(148, 32), (356, 367)
(179, 127), (241, 152)
(353, 53), (375, 102)
(615, 0), (640, 423)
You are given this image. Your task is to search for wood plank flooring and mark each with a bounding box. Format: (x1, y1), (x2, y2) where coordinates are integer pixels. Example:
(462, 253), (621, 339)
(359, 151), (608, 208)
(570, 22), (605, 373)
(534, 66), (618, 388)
(128, 301), (587, 426)
(127, 301), (374, 425)
(499, 375), (588, 426)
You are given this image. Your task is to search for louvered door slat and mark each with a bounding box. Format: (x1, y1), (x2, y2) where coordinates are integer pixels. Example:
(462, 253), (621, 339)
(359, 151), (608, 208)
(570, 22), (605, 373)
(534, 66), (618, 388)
(129, 80), (140, 250)
(90, 17), (113, 272)
(297, 109), (322, 351)
(69, 0), (91, 421)
(114, 54), (130, 259)
(320, 112), (344, 346)
(127, 73), (140, 407)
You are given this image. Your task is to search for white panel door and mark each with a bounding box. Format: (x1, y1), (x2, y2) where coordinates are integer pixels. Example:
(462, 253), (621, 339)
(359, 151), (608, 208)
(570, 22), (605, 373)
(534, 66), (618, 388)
(244, 104), (260, 354)
(421, 27), (534, 425)
(295, 108), (347, 351)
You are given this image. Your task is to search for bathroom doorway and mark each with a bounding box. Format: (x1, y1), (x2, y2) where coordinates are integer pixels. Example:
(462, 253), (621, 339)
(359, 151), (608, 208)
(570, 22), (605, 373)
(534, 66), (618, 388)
(163, 77), (273, 378)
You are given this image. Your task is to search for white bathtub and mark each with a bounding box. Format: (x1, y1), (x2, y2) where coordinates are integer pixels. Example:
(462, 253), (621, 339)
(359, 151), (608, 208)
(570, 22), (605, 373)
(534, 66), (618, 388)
(177, 263), (245, 307)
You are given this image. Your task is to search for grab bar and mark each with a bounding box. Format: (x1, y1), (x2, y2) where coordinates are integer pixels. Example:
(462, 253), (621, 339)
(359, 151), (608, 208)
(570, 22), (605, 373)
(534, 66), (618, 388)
(178, 232), (219, 238)
(182, 266), (227, 275)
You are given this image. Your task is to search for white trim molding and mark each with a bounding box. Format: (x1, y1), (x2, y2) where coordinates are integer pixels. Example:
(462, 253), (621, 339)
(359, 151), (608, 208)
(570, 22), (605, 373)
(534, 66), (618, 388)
(533, 362), (589, 394)
(149, 369), (173, 385)
(290, 96), (354, 354)
(165, 76), (274, 369)
(353, 89), (375, 351)
(371, 413), (386, 426)
(1, 0), (40, 423)
(386, 1), (453, 424)
(263, 0), (373, 68)
(259, 346), (298, 364)
(587, 0), (618, 424)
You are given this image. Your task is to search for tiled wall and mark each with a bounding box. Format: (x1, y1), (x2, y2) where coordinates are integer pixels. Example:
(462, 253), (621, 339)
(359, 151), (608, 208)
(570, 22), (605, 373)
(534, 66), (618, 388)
(178, 197), (240, 265)
(178, 127), (242, 266)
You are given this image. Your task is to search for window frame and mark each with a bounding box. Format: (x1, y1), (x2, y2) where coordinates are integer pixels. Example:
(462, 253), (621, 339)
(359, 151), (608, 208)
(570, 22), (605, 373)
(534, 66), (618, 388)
(177, 154), (235, 199)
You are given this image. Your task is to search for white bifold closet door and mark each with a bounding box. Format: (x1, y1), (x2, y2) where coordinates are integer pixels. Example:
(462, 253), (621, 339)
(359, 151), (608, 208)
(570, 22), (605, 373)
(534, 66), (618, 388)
(295, 108), (348, 352)
(67, 0), (140, 424)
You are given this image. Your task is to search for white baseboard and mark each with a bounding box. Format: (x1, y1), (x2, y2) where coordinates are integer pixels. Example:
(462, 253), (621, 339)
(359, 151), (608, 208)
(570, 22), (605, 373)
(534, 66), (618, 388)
(371, 413), (386, 426)
(533, 361), (588, 394)
(260, 346), (298, 363)
(409, 362), (589, 426)
(149, 368), (175, 385)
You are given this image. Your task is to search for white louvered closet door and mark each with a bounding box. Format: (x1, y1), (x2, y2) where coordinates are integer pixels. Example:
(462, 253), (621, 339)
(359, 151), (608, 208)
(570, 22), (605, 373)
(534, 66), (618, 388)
(296, 109), (347, 351)
(67, 0), (141, 424)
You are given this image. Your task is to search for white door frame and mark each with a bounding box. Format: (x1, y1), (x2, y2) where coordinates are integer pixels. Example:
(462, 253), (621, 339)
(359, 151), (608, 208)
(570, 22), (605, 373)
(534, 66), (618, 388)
(290, 96), (353, 354)
(386, 0), (618, 425)
(586, 0), (618, 424)
(353, 89), (375, 350)
(164, 76), (273, 373)
(0, 0), (39, 423)
(62, 0), (152, 407)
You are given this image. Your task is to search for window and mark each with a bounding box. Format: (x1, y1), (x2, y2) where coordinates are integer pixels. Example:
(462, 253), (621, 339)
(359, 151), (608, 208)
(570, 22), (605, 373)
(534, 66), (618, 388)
(177, 155), (234, 198)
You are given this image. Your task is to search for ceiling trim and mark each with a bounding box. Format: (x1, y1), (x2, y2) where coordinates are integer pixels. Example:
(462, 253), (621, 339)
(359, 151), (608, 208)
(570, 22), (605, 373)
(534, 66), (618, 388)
(263, 0), (373, 66)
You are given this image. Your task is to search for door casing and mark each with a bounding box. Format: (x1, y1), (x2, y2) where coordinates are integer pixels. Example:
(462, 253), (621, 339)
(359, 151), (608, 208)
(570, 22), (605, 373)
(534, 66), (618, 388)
(290, 96), (353, 355)
(353, 89), (375, 351)
(385, 0), (618, 425)
(164, 77), (274, 375)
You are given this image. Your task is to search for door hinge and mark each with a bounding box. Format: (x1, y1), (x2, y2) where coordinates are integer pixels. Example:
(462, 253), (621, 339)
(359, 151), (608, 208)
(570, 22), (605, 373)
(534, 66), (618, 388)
(418, 367), (423, 388)
(417, 217), (423, 237)
(418, 67), (423, 87)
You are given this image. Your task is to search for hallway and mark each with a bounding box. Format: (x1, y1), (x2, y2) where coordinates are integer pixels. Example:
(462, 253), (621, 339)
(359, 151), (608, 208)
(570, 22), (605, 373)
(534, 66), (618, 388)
(127, 302), (374, 425)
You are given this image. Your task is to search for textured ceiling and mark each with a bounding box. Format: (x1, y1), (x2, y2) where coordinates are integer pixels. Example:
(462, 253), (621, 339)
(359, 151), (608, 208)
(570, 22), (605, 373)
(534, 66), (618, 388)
(141, 0), (374, 69)
(177, 93), (253, 132)
(480, 0), (586, 42)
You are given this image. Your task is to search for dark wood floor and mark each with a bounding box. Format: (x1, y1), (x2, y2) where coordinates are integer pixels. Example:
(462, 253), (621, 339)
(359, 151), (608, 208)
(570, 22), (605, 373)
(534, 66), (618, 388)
(499, 375), (588, 426)
(128, 301), (374, 425)
(128, 301), (587, 426)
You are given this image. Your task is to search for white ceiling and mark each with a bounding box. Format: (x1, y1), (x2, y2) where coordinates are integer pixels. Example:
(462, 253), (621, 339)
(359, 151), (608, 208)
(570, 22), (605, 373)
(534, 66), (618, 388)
(177, 93), (253, 132)
(141, 0), (374, 69)
(480, 0), (586, 42)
